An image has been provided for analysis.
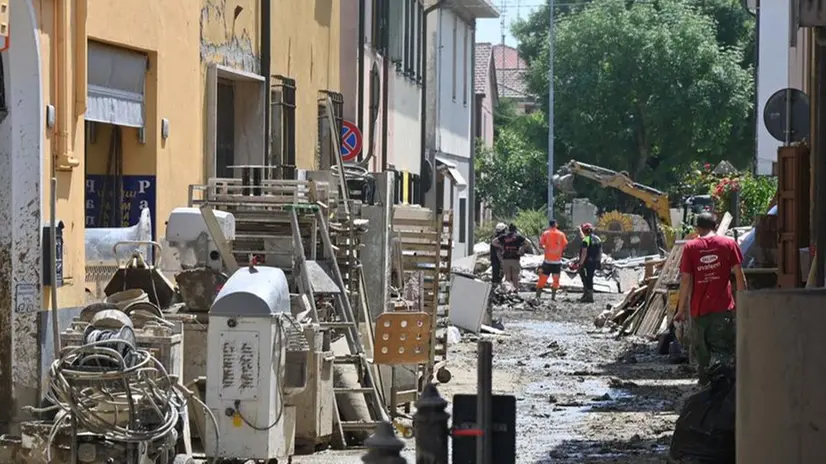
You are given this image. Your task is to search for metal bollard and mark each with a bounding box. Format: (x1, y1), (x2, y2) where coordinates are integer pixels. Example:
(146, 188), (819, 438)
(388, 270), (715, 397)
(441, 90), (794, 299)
(414, 383), (450, 464)
(363, 421), (408, 464)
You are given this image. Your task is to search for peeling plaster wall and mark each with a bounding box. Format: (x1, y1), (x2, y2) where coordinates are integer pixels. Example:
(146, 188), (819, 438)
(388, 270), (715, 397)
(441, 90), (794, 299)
(200, 0), (260, 74)
(1, 0), (44, 431)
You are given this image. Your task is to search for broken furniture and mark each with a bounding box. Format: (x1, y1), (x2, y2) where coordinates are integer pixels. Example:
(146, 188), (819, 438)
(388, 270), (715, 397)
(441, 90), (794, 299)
(392, 206), (454, 404)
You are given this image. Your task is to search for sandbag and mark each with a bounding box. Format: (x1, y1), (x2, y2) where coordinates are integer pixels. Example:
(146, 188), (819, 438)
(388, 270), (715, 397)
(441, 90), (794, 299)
(668, 363), (736, 463)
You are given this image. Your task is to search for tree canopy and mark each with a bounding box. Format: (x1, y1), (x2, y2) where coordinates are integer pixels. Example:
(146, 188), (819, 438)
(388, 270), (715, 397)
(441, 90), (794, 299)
(480, 0), (755, 215)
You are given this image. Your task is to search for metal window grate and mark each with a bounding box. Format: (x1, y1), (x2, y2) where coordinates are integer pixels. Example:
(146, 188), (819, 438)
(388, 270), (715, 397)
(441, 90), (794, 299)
(272, 75), (297, 179)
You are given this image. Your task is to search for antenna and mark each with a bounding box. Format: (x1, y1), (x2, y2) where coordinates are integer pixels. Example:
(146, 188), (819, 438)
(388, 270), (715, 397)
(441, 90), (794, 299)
(500, 0), (507, 46)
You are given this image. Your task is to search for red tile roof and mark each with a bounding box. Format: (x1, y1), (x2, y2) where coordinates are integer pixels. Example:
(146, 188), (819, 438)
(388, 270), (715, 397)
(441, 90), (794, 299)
(474, 42), (493, 94)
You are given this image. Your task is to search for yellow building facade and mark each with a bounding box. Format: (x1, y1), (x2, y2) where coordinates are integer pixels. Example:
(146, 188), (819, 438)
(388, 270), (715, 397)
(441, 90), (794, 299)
(0, 0), (339, 430)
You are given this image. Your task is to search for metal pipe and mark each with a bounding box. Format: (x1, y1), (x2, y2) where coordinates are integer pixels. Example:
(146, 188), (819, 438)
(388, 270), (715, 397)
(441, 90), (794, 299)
(54, 0), (79, 170)
(547, 0), (555, 221)
(50, 177), (60, 359)
(421, 1), (445, 208)
(816, 29), (826, 286)
(468, 20), (477, 252)
(358, 0), (366, 142)
(476, 340), (493, 464)
(262, 0), (272, 169)
(381, 2), (390, 172)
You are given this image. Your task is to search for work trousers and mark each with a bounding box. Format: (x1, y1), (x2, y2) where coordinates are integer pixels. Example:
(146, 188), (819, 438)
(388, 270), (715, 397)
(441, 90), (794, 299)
(691, 311), (736, 384)
(491, 259), (502, 285)
(502, 259), (521, 288)
(579, 262), (597, 292)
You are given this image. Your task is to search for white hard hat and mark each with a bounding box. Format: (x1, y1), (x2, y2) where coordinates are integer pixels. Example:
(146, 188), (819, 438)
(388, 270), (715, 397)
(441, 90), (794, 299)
(495, 222), (507, 232)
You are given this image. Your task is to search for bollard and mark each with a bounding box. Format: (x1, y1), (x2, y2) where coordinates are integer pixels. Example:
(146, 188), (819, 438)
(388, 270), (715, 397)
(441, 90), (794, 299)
(363, 421), (408, 464)
(414, 383), (450, 464)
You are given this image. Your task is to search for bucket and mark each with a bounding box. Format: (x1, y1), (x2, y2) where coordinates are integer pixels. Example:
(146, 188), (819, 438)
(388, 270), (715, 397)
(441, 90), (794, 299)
(104, 289), (149, 310)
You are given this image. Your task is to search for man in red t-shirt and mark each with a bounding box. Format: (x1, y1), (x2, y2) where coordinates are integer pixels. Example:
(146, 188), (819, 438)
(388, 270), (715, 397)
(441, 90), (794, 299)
(676, 213), (746, 385)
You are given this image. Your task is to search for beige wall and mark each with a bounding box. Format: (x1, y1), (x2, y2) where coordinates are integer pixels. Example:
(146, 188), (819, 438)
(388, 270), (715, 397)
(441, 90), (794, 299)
(33, 0), (202, 309)
(32, 0), (339, 312)
(270, 0), (340, 169)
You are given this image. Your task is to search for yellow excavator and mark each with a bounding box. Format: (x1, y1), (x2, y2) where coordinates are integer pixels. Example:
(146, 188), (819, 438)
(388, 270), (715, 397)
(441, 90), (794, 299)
(552, 160), (713, 249)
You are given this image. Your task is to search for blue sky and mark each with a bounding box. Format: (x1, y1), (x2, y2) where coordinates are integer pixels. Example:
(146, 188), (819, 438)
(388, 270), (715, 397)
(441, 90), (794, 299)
(476, 3), (540, 47)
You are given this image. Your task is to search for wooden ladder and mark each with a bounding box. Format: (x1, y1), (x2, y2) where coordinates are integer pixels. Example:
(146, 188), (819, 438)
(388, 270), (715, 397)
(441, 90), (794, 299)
(287, 205), (388, 446)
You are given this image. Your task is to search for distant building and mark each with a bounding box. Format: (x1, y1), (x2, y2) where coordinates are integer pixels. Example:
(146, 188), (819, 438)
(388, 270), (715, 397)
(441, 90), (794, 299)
(474, 42), (498, 225)
(424, 1), (499, 259)
(491, 43), (537, 114)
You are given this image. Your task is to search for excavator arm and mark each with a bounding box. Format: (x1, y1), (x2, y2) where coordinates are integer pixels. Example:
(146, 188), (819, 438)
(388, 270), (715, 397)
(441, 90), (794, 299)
(553, 160), (673, 227)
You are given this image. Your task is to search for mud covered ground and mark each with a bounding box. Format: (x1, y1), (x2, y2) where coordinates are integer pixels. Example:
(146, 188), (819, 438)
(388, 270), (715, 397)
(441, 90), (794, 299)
(295, 291), (698, 463)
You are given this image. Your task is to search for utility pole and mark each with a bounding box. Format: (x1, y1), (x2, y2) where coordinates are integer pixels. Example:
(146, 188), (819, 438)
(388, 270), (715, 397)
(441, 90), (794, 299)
(547, 0), (555, 221)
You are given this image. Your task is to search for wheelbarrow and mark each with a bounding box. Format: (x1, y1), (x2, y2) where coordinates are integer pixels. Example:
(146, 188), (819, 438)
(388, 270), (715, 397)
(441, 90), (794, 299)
(104, 240), (176, 309)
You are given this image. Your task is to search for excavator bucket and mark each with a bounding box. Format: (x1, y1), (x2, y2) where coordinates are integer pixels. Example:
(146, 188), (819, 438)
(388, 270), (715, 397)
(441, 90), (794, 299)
(552, 173), (577, 194)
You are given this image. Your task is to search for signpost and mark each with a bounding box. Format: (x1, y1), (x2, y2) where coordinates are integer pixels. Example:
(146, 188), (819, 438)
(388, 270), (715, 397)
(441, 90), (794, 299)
(340, 119), (362, 162)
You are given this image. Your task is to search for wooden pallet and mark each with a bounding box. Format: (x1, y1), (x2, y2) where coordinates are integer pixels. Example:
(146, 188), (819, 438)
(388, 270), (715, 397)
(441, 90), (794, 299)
(631, 241), (686, 338)
(392, 206), (454, 386)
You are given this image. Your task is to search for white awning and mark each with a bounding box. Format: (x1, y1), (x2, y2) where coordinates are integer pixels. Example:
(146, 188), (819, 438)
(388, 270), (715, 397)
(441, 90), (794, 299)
(86, 42), (147, 128)
(436, 156), (467, 188)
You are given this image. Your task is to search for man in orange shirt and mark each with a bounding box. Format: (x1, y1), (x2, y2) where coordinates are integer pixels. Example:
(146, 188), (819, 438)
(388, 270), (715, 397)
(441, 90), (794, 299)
(536, 219), (568, 300)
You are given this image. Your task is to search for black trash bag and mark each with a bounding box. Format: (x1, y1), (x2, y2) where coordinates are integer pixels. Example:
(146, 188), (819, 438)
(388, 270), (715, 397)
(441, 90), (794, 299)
(669, 363), (736, 463)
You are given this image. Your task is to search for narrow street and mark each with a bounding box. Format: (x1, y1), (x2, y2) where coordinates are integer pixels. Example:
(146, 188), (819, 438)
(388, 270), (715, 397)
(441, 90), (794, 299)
(295, 293), (695, 463)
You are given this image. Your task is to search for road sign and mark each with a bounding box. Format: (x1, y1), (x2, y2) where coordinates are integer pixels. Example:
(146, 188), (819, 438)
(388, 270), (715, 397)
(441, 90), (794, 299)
(340, 120), (362, 162)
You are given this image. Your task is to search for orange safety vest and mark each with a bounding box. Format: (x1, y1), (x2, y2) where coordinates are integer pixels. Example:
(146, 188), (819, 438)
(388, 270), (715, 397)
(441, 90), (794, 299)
(540, 227), (568, 263)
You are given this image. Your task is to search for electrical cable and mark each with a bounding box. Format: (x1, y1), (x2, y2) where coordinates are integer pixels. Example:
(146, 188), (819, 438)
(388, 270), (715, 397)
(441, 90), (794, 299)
(28, 338), (184, 463)
(233, 315), (289, 431)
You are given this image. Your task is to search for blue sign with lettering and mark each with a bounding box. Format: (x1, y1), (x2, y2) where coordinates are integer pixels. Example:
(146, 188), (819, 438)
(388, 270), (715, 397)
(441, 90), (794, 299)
(85, 175), (157, 235)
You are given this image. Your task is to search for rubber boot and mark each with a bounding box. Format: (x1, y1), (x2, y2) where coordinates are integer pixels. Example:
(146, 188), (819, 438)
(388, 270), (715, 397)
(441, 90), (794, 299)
(535, 287), (542, 299)
(551, 289), (557, 301)
(581, 290), (594, 303)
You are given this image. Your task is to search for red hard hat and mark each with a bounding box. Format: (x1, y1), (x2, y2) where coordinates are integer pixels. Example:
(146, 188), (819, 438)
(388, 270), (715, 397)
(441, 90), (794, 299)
(581, 222), (594, 232)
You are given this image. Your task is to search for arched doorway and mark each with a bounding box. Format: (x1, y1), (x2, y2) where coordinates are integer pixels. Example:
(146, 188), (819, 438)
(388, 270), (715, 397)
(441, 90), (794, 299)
(0, 0), (44, 431)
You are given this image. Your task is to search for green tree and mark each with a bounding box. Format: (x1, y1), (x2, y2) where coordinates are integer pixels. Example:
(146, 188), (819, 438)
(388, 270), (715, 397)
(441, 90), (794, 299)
(511, 0), (754, 198)
(476, 110), (554, 217)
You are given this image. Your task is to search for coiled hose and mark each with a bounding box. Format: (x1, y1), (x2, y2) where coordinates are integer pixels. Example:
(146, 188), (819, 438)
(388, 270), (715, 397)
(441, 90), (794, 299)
(32, 339), (185, 462)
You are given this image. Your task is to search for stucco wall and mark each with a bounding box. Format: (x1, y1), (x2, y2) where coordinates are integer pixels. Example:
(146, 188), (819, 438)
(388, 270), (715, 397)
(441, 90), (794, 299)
(479, 62), (496, 148)
(86, 0), (202, 237)
(430, 8), (472, 161)
(1, 0), (46, 429)
(270, 0), (340, 170)
(388, 73), (422, 174)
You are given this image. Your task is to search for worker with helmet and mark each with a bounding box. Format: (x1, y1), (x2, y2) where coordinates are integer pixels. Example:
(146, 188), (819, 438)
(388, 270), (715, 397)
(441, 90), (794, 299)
(490, 222), (508, 286)
(492, 223), (529, 289)
(576, 222), (602, 303)
(536, 219), (568, 300)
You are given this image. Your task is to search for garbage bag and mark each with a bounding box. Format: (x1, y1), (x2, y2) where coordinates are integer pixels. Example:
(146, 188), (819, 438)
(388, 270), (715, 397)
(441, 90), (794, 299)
(668, 363), (736, 463)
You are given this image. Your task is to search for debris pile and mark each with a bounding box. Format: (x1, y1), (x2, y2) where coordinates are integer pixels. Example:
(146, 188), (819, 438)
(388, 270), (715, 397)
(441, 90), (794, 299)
(594, 242), (686, 338)
(463, 239), (662, 296)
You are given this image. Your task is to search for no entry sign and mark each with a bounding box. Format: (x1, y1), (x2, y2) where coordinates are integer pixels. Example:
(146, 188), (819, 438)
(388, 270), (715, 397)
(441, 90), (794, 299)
(340, 120), (362, 162)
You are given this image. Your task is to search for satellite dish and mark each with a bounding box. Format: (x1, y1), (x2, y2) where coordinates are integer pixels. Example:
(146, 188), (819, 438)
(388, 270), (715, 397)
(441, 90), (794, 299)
(763, 88), (810, 143)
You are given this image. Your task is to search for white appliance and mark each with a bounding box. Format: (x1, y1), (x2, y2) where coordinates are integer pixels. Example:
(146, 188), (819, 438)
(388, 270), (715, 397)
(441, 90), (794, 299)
(204, 265), (298, 460)
(165, 207), (236, 271)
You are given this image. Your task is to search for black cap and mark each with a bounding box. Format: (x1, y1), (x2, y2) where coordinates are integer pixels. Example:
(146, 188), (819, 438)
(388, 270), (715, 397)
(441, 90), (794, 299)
(508, 223), (517, 232)
(549, 219), (557, 228)
(695, 212), (717, 230)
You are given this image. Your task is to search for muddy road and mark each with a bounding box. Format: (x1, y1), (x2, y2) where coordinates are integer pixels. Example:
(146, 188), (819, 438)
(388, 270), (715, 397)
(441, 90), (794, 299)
(295, 292), (697, 463)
